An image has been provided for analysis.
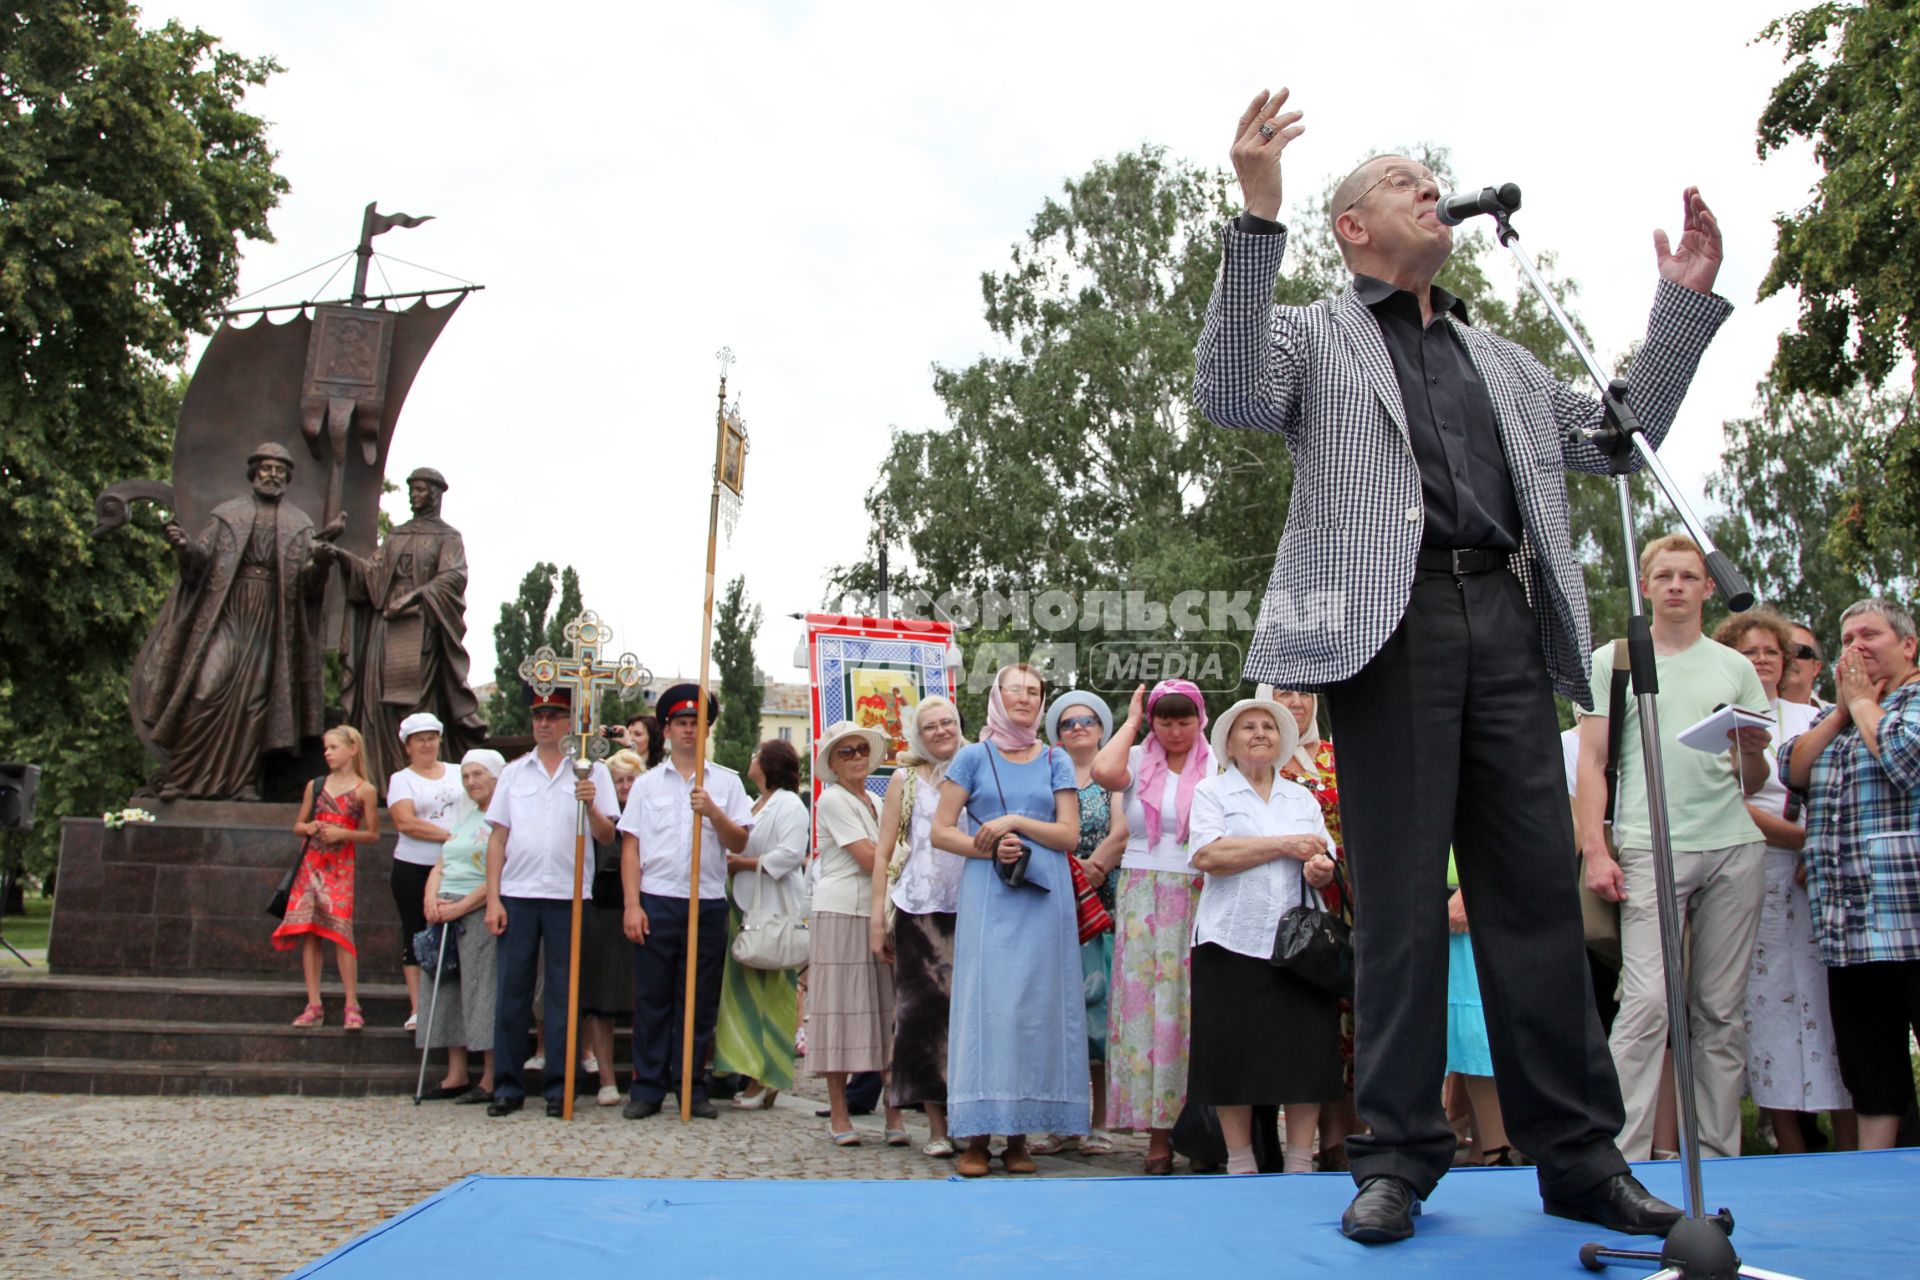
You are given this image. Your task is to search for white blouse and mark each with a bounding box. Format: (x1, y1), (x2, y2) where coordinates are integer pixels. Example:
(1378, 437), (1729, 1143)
(891, 772), (969, 916)
(731, 788), (809, 919)
(1187, 766), (1334, 960)
(1120, 743), (1196, 875)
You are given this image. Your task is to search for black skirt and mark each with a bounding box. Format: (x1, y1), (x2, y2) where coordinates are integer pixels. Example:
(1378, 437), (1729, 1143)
(1187, 941), (1343, 1106)
(888, 909), (956, 1107)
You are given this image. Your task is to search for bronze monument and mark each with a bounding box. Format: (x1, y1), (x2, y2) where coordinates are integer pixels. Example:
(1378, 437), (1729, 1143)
(337, 466), (488, 786)
(94, 203), (481, 802)
(140, 444), (341, 800)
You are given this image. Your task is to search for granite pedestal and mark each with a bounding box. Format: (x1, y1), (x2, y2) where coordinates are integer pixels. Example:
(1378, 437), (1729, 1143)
(47, 802), (403, 979)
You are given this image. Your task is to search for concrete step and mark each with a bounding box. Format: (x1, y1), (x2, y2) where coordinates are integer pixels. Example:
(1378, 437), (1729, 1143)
(0, 972), (414, 1024)
(0, 1014), (634, 1067)
(0, 1054), (424, 1097)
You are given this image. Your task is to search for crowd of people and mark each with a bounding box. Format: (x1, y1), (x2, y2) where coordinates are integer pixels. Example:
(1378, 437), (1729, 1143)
(264, 570), (1920, 1179)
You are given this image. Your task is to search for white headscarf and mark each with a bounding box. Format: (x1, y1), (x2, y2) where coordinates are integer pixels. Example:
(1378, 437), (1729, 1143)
(901, 695), (966, 786)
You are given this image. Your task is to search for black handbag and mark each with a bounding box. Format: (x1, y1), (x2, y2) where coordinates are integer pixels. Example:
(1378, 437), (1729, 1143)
(975, 744), (1048, 893)
(267, 775), (329, 919)
(1270, 858), (1353, 997)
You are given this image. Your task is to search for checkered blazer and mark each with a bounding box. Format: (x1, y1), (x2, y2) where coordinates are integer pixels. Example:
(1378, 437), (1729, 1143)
(1193, 223), (1732, 708)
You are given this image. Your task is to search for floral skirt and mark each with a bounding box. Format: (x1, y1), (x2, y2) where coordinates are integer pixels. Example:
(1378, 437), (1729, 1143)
(271, 844), (355, 954)
(1745, 849), (1852, 1112)
(1105, 868), (1198, 1131)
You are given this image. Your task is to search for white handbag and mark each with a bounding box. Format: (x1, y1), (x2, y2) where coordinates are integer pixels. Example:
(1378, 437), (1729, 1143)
(731, 858), (810, 971)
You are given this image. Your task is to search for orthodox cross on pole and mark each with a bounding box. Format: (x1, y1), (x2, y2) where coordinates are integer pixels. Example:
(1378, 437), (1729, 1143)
(518, 609), (649, 1119)
(679, 347), (750, 1121)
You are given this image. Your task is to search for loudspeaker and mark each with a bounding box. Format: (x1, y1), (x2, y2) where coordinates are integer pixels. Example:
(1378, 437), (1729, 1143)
(0, 763), (41, 831)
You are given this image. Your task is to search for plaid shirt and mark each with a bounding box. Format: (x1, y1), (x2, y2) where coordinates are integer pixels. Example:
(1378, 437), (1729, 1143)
(1781, 681), (1920, 965)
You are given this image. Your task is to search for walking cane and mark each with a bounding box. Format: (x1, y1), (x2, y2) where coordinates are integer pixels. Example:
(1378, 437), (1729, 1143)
(412, 922), (453, 1104)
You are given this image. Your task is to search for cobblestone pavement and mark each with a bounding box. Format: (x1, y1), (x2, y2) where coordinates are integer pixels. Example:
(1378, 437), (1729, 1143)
(0, 1087), (1150, 1278)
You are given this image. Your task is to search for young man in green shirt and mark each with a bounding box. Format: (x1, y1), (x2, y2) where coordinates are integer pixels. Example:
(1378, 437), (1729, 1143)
(1574, 534), (1772, 1160)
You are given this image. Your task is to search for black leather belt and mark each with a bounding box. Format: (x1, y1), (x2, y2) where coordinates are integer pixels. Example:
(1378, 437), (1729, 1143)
(1416, 547), (1510, 575)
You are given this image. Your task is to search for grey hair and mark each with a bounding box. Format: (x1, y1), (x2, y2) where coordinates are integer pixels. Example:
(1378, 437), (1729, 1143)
(1839, 597), (1917, 642)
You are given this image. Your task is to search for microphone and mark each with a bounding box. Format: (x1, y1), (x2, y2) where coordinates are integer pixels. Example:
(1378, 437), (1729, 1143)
(1436, 183), (1522, 226)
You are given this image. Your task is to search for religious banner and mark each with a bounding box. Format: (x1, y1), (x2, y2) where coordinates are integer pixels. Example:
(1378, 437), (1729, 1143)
(804, 612), (960, 838)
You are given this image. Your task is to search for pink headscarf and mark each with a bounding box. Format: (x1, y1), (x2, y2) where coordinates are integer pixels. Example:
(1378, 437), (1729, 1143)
(982, 665), (1040, 752)
(1136, 678), (1211, 847)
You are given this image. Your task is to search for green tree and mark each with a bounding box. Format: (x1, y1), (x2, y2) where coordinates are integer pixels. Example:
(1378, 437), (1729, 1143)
(833, 145), (1626, 730)
(1756, 1), (1920, 572)
(710, 575), (764, 780)
(486, 563), (582, 735)
(1706, 385), (1919, 646)
(0, 1), (286, 888)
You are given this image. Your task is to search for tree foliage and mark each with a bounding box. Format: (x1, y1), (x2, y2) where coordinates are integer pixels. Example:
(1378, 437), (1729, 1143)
(710, 575), (764, 780)
(1755, 1), (1920, 574)
(1706, 385), (1919, 646)
(833, 145), (1632, 729)
(0, 1), (286, 884)
(486, 563), (582, 736)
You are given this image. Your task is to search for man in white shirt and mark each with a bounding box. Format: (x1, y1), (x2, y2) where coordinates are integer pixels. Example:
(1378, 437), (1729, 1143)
(617, 683), (752, 1119)
(483, 688), (618, 1117)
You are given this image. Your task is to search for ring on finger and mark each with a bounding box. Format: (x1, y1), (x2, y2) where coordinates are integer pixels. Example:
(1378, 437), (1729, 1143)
(1257, 122), (1277, 139)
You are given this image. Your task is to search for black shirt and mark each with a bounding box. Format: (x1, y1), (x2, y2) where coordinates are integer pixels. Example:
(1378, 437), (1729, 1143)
(1353, 274), (1521, 552)
(1234, 213), (1522, 551)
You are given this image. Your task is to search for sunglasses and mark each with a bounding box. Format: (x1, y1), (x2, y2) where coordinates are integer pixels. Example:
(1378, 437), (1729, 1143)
(1058, 714), (1101, 732)
(834, 742), (872, 759)
(1791, 644), (1820, 662)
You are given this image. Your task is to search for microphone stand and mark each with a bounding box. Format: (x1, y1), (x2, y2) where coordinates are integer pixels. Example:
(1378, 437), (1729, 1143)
(1481, 193), (1800, 1280)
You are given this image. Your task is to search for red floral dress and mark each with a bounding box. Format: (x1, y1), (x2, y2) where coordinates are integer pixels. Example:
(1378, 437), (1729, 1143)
(1281, 739), (1354, 1082)
(271, 785), (363, 954)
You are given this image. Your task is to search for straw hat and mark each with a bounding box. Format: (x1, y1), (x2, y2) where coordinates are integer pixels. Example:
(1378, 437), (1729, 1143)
(813, 720), (887, 781)
(1208, 697), (1299, 771)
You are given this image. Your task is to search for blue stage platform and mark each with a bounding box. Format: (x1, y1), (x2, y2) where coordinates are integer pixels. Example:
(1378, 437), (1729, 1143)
(291, 1150), (1920, 1278)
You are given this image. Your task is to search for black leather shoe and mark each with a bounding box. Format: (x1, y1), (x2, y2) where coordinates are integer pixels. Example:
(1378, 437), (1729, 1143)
(453, 1086), (492, 1105)
(1341, 1176), (1422, 1245)
(622, 1097), (662, 1120)
(688, 1098), (719, 1120)
(485, 1097), (523, 1117)
(1543, 1172), (1682, 1236)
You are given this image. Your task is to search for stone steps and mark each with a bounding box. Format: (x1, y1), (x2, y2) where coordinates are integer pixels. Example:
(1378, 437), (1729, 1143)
(0, 971), (633, 1096)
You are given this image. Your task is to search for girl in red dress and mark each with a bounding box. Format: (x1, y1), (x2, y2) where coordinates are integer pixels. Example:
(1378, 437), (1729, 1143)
(272, 726), (381, 1029)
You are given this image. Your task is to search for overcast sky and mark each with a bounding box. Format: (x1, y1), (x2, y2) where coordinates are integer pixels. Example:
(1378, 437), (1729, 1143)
(154, 0), (1820, 685)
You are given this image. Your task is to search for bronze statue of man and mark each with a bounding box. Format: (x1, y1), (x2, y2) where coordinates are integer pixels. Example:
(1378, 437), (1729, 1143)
(141, 443), (339, 801)
(338, 466), (488, 787)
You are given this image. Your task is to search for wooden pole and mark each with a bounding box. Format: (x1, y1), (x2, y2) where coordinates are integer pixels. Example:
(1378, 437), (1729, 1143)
(562, 760), (589, 1120)
(680, 370), (729, 1121)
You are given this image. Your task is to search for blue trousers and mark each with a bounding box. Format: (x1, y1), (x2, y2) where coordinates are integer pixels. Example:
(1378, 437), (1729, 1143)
(492, 896), (574, 1102)
(630, 893), (728, 1104)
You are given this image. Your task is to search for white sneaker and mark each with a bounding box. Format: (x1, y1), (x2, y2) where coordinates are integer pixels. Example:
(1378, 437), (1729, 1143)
(524, 1054), (545, 1072)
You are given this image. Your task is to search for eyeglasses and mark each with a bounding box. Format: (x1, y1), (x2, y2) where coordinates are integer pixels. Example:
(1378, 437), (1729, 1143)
(1342, 165), (1439, 212)
(1058, 714), (1101, 732)
(1737, 646), (1783, 660)
(834, 742), (872, 759)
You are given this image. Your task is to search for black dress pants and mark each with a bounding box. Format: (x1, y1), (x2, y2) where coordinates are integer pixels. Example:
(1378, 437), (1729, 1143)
(629, 893), (729, 1105)
(1326, 565), (1628, 1199)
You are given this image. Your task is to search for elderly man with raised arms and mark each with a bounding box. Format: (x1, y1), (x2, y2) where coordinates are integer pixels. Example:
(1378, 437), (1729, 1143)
(1194, 86), (1731, 1244)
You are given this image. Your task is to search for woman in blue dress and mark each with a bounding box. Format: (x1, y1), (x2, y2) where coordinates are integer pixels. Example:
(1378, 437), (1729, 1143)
(932, 663), (1087, 1177)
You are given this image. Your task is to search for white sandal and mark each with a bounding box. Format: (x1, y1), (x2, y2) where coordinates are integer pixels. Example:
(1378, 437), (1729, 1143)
(922, 1137), (956, 1158)
(1082, 1128), (1116, 1155)
(1028, 1133), (1078, 1155)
